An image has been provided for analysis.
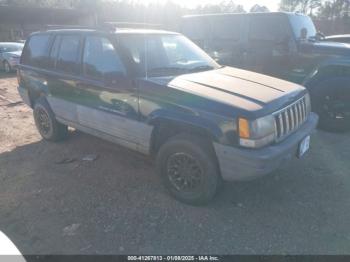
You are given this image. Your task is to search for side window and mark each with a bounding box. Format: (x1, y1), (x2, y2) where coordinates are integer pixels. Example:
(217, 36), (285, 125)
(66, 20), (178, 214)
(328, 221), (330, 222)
(249, 16), (285, 42)
(21, 34), (50, 68)
(48, 35), (61, 69)
(56, 35), (81, 75)
(83, 36), (126, 81)
(211, 16), (241, 41)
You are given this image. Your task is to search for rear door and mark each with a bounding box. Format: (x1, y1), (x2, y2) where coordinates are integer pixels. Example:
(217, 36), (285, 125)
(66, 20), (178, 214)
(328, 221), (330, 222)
(45, 33), (83, 123)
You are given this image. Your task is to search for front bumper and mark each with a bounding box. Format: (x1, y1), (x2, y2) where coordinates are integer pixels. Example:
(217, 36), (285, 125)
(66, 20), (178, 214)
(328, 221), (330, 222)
(214, 112), (319, 181)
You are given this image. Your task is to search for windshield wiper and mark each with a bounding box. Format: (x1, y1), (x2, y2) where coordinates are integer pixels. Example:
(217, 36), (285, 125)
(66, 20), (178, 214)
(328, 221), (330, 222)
(147, 67), (188, 76)
(189, 65), (215, 72)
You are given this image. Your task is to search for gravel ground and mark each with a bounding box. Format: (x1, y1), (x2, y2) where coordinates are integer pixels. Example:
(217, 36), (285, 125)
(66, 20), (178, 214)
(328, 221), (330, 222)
(0, 73), (350, 255)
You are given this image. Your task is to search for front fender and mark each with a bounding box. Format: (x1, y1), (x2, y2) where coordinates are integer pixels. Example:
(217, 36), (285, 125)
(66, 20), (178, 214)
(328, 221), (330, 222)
(147, 109), (226, 143)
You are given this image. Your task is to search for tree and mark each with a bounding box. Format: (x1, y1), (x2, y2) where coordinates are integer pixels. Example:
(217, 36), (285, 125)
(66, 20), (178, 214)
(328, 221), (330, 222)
(318, 0), (350, 19)
(250, 4), (270, 13)
(197, 0), (246, 14)
(279, 0), (322, 15)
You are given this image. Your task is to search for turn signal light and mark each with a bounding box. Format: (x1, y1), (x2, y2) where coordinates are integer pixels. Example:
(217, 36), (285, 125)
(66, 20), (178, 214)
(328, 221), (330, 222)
(238, 118), (250, 139)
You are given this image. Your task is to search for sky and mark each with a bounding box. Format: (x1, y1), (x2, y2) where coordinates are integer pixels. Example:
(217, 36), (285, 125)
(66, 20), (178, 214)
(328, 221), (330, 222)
(139, 0), (280, 12)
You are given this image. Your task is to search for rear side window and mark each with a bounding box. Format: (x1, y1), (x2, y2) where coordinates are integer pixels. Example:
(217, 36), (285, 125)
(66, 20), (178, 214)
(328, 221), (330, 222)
(211, 16), (241, 41)
(21, 34), (50, 68)
(83, 36), (125, 81)
(56, 35), (81, 75)
(249, 16), (285, 42)
(48, 35), (61, 69)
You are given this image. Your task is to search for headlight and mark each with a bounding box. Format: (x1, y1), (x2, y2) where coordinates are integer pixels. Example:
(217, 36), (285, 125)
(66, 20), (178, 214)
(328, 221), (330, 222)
(238, 115), (276, 148)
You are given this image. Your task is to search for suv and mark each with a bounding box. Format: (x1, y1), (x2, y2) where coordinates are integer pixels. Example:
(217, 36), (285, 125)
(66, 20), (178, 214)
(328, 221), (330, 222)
(17, 28), (318, 205)
(181, 12), (350, 132)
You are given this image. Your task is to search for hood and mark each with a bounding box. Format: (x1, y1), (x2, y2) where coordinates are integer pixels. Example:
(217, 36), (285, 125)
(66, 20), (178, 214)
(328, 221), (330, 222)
(5, 51), (22, 57)
(306, 41), (350, 56)
(158, 67), (306, 114)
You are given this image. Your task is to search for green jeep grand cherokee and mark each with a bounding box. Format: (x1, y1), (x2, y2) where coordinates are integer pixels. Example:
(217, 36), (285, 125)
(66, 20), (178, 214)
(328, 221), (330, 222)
(17, 27), (318, 205)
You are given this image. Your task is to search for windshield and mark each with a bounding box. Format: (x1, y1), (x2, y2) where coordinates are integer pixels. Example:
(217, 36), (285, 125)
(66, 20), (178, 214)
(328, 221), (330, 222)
(0, 43), (24, 53)
(289, 15), (317, 40)
(118, 34), (220, 77)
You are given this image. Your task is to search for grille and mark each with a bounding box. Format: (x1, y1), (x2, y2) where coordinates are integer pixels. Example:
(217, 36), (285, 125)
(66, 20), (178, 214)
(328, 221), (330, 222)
(273, 96), (309, 141)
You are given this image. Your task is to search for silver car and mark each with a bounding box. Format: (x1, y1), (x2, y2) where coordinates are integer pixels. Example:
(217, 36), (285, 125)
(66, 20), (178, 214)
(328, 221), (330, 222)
(0, 42), (24, 73)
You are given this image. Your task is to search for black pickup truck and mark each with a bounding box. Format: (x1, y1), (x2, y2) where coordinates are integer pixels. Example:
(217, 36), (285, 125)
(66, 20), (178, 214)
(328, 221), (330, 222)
(181, 12), (350, 132)
(17, 28), (318, 205)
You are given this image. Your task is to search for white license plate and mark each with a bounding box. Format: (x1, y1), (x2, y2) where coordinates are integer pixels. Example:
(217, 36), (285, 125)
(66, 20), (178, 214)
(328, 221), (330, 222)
(298, 136), (310, 158)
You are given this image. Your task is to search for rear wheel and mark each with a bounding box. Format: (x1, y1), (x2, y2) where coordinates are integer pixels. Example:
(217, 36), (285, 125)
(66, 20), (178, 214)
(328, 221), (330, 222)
(156, 134), (221, 205)
(311, 78), (350, 132)
(33, 97), (68, 141)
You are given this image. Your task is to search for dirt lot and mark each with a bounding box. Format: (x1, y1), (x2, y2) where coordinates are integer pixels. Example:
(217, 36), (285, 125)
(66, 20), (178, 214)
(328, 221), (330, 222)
(1, 73), (350, 255)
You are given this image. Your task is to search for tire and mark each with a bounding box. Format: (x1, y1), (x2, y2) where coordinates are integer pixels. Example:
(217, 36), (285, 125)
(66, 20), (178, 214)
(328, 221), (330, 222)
(3, 61), (11, 73)
(156, 134), (221, 205)
(310, 77), (350, 132)
(33, 97), (68, 141)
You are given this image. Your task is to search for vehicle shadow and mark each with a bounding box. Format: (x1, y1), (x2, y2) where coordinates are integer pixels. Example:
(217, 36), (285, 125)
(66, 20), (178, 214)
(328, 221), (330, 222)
(0, 72), (16, 79)
(0, 130), (349, 255)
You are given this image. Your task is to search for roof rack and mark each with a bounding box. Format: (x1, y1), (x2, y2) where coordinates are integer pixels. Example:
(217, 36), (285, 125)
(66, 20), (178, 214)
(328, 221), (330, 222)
(103, 22), (162, 30)
(43, 22), (162, 32)
(45, 25), (99, 30)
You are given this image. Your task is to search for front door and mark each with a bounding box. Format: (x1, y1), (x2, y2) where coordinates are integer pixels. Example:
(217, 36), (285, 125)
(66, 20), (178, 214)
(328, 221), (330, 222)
(75, 35), (150, 153)
(243, 15), (293, 79)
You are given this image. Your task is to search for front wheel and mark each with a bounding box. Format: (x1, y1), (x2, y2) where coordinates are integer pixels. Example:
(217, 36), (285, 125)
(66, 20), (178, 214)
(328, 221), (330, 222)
(156, 134), (221, 205)
(312, 78), (350, 132)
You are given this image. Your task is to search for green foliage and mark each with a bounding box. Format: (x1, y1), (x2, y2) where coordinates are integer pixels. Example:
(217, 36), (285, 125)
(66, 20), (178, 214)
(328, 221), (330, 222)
(279, 0), (349, 19)
(279, 0), (322, 15)
(318, 0), (350, 19)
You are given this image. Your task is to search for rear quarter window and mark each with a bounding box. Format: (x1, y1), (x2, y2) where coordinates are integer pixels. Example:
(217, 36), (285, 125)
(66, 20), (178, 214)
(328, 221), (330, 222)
(21, 34), (50, 68)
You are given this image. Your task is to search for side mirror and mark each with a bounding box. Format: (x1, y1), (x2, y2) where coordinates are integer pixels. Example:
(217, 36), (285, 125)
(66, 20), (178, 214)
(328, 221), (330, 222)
(316, 31), (325, 41)
(300, 28), (308, 40)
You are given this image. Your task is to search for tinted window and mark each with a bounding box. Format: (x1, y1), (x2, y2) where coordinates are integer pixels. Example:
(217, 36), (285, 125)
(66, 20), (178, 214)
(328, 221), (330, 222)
(56, 35), (81, 75)
(211, 16), (241, 41)
(249, 16), (285, 41)
(21, 34), (50, 67)
(83, 36), (125, 81)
